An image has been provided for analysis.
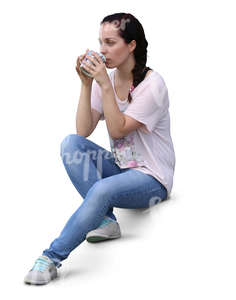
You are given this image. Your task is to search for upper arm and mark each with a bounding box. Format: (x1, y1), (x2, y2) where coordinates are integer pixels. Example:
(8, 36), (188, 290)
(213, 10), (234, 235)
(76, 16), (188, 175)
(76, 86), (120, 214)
(90, 109), (144, 139)
(119, 78), (168, 136)
(111, 114), (145, 139)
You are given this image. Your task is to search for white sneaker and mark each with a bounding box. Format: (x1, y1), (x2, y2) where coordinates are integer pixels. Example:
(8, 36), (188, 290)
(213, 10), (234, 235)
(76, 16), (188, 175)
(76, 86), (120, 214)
(24, 255), (57, 285)
(86, 216), (121, 243)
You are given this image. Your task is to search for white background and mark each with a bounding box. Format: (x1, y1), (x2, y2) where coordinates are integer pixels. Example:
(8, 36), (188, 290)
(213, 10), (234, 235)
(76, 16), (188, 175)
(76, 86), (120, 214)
(0, 0), (235, 298)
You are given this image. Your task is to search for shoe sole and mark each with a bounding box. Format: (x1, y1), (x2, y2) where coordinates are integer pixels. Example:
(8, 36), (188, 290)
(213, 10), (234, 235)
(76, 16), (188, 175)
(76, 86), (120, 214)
(24, 272), (57, 285)
(24, 280), (49, 285)
(86, 234), (121, 243)
(24, 277), (54, 285)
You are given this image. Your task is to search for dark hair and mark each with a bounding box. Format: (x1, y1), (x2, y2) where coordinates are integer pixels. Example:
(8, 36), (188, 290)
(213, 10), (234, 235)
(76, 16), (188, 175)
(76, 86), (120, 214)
(100, 13), (152, 103)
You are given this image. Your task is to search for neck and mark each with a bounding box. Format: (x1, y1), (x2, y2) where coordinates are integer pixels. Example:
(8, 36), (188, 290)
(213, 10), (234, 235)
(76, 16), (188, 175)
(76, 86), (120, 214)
(115, 54), (135, 82)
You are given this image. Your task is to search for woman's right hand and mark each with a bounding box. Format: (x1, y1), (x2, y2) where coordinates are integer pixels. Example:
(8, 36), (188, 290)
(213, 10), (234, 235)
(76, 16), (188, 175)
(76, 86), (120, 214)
(76, 49), (94, 86)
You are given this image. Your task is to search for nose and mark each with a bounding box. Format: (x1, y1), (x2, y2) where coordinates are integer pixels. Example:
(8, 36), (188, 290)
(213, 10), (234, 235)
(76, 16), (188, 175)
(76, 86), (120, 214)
(99, 46), (107, 57)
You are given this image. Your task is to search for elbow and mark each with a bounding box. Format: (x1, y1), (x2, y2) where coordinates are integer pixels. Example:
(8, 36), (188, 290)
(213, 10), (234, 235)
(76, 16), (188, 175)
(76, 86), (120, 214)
(76, 130), (90, 138)
(110, 130), (124, 139)
(110, 134), (119, 139)
(109, 132), (118, 139)
(109, 116), (126, 139)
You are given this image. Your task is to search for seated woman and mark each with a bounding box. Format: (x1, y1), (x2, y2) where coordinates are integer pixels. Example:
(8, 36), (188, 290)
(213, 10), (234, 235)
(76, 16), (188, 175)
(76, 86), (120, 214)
(24, 12), (176, 285)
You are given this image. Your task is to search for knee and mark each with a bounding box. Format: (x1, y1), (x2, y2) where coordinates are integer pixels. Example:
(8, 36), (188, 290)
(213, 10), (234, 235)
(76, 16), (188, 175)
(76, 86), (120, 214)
(60, 133), (87, 156)
(91, 180), (114, 200)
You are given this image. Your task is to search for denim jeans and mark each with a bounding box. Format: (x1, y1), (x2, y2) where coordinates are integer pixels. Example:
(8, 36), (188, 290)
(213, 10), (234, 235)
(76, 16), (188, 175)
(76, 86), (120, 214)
(42, 134), (167, 267)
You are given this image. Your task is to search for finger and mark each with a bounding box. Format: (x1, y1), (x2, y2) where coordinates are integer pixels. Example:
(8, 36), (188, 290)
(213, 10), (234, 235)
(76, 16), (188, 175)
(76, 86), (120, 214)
(78, 56), (85, 66)
(82, 64), (92, 74)
(82, 60), (95, 72)
(77, 49), (89, 63)
(75, 66), (81, 74)
(85, 55), (98, 66)
(91, 51), (103, 64)
(77, 55), (84, 65)
(80, 50), (90, 63)
(76, 63), (81, 71)
(81, 52), (87, 61)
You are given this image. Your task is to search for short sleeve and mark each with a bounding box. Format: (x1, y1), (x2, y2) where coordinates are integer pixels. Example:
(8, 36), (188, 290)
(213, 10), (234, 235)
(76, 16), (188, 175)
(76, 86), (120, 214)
(124, 75), (169, 132)
(90, 80), (105, 121)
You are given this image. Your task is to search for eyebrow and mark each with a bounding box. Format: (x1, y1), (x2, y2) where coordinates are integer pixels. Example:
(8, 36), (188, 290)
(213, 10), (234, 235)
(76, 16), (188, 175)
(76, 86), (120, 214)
(98, 38), (116, 42)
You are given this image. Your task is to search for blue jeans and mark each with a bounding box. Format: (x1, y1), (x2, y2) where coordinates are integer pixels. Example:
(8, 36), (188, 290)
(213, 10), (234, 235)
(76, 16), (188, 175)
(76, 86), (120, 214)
(42, 134), (167, 267)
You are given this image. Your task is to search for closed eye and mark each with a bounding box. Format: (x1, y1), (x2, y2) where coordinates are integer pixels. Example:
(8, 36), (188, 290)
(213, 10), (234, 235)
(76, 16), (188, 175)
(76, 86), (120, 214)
(98, 39), (115, 45)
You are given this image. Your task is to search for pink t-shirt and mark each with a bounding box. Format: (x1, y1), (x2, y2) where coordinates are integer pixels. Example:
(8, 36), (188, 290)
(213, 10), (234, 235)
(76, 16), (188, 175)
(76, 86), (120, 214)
(90, 69), (176, 198)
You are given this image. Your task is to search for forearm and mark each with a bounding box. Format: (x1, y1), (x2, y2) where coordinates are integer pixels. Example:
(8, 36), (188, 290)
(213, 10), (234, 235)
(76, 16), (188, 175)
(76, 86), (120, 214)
(76, 84), (93, 137)
(100, 82), (125, 139)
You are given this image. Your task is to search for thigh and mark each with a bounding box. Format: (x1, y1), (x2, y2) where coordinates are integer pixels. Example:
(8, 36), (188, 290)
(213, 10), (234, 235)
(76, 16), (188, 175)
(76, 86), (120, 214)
(60, 134), (128, 179)
(89, 168), (167, 209)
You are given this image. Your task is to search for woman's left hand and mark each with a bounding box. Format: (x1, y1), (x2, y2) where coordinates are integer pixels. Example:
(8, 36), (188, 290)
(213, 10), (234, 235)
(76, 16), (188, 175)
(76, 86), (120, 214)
(82, 51), (110, 87)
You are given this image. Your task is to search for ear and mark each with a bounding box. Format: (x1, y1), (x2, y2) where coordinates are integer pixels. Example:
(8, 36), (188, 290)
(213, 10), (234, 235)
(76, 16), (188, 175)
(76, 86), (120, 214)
(129, 40), (136, 53)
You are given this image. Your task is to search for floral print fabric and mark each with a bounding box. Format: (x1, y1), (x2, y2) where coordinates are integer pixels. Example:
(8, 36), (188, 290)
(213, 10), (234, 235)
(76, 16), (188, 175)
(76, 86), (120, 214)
(109, 131), (145, 168)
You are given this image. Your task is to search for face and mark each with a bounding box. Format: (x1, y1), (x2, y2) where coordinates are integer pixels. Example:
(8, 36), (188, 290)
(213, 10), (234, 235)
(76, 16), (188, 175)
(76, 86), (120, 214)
(98, 22), (136, 68)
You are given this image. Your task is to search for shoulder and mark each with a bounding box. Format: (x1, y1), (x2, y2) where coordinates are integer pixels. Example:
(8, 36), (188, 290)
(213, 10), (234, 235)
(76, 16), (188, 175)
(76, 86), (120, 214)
(148, 70), (166, 88)
(130, 71), (169, 109)
(132, 70), (166, 97)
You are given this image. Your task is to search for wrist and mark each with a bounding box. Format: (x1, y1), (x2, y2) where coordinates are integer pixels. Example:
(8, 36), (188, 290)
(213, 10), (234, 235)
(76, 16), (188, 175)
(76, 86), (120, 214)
(82, 82), (92, 89)
(100, 80), (112, 91)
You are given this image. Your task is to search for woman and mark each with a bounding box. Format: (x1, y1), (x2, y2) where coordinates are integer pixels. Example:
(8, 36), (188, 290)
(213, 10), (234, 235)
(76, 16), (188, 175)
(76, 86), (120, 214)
(24, 12), (176, 285)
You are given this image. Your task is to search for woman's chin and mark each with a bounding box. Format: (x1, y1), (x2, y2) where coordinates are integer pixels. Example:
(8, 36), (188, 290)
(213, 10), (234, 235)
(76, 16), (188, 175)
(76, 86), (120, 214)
(105, 61), (115, 68)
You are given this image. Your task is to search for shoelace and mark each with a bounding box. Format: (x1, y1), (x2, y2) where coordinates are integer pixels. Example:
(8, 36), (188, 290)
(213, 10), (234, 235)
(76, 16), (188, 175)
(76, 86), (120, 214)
(32, 257), (52, 272)
(99, 218), (115, 228)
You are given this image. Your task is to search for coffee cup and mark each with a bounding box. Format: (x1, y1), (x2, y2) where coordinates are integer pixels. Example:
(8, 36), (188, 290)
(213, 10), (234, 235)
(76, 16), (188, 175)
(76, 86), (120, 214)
(80, 50), (106, 78)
